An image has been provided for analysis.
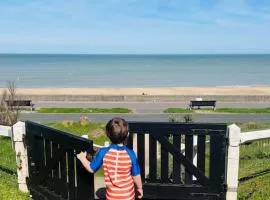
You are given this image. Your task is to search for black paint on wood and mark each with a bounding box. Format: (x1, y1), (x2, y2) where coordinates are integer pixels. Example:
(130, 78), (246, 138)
(149, 135), (157, 182)
(173, 134), (181, 183)
(185, 135), (193, 184)
(137, 134), (145, 182)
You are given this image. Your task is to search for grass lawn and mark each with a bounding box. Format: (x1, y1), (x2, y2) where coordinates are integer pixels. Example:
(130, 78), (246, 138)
(216, 107), (270, 114)
(0, 137), (30, 200)
(48, 121), (107, 146)
(237, 122), (270, 132)
(164, 107), (270, 114)
(1, 121), (270, 199)
(164, 108), (193, 113)
(238, 139), (270, 200)
(37, 107), (132, 113)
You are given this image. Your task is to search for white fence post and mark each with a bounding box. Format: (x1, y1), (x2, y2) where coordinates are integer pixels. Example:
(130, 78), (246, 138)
(13, 121), (29, 193)
(226, 124), (241, 200)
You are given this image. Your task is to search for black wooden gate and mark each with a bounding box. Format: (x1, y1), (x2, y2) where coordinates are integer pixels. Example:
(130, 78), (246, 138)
(127, 122), (228, 200)
(25, 121), (94, 200)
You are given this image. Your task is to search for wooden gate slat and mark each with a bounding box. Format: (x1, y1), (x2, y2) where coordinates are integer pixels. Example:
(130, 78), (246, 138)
(173, 134), (181, 183)
(149, 135), (157, 182)
(143, 183), (214, 200)
(35, 137), (46, 178)
(197, 135), (206, 174)
(51, 142), (62, 195)
(76, 153), (94, 200)
(127, 133), (133, 149)
(32, 135), (45, 186)
(209, 133), (227, 193)
(185, 135), (193, 184)
(161, 134), (169, 183)
(137, 134), (145, 182)
(67, 149), (76, 200)
(44, 139), (53, 190)
(59, 146), (69, 199)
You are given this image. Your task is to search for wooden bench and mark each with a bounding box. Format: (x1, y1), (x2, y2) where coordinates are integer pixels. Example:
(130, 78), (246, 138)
(189, 100), (216, 110)
(5, 100), (35, 111)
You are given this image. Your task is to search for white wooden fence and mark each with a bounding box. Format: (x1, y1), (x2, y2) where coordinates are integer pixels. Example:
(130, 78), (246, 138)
(0, 125), (12, 137)
(2, 122), (270, 199)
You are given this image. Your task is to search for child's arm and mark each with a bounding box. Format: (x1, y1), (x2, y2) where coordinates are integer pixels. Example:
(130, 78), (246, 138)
(77, 151), (94, 173)
(132, 174), (143, 199)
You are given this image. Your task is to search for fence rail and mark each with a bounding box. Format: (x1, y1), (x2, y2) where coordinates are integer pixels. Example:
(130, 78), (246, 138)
(0, 125), (12, 137)
(240, 129), (270, 144)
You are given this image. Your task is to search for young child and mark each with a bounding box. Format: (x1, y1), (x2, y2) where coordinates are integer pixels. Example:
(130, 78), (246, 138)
(77, 117), (143, 200)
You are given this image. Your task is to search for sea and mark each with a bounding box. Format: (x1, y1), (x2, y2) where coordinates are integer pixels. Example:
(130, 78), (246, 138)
(0, 54), (269, 88)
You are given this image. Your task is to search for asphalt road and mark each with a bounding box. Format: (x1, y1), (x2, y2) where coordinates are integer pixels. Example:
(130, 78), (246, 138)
(21, 113), (270, 123)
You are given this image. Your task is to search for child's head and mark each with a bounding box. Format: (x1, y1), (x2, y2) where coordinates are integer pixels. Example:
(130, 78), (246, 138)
(105, 117), (129, 144)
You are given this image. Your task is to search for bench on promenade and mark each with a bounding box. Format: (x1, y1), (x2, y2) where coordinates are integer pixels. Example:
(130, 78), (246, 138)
(5, 100), (35, 111)
(189, 100), (216, 110)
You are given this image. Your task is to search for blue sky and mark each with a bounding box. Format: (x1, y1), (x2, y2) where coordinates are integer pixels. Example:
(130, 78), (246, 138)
(0, 0), (270, 54)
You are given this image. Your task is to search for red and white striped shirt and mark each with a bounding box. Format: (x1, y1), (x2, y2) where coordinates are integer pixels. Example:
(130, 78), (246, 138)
(90, 144), (141, 200)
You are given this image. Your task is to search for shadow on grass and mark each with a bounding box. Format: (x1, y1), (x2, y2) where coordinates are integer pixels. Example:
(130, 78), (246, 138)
(239, 168), (270, 183)
(0, 165), (16, 175)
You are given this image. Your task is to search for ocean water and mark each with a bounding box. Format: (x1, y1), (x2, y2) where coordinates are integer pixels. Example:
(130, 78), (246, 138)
(0, 54), (269, 88)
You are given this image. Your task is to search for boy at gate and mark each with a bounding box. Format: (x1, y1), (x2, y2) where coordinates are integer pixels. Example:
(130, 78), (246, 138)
(77, 117), (143, 200)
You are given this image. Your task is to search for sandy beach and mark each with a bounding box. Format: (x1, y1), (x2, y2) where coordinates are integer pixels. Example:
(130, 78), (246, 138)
(1, 86), (270, 96)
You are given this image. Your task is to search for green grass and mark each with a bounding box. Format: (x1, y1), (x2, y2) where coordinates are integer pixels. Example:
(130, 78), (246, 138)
(238, 139), (270, 199)
(237, 122), (270, 132)
(48, 121), (107, 145)
(163, 107), (270, 114)
(0, 137), (30, 200)
(216, 107), (270, 114)
(164, 108), (193, 113)
(37, 107), (132, 113)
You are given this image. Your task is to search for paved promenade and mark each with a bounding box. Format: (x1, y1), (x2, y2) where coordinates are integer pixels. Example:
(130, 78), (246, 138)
(35, 101), (270, 114)
(19, 101), (270, 123)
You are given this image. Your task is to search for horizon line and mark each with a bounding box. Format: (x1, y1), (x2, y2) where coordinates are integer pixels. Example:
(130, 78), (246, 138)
(0, 52), (270, 56)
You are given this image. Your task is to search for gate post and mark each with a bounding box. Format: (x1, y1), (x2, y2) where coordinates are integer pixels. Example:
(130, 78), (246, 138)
(13, 121), (29, 193)
(226, 124), (241, 200)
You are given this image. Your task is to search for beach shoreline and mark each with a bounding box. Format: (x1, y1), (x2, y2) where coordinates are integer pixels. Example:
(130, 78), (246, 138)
(1, 86), (270, 96)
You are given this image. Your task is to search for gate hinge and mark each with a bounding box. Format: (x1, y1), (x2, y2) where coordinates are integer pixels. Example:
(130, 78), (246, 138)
(225, 137), (229, 146)
(223, 183), (228, 191)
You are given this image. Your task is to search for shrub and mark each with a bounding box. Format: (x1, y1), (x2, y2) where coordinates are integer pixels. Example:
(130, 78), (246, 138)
(0, 81), (21, 126)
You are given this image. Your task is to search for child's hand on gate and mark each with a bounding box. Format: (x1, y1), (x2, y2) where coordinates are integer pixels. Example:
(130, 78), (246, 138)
(76, 151), (87, 161)
(137, 188), (143, 199)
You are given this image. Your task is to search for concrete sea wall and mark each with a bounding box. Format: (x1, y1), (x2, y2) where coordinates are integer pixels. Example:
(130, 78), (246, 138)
(14, 95), (270, 102)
